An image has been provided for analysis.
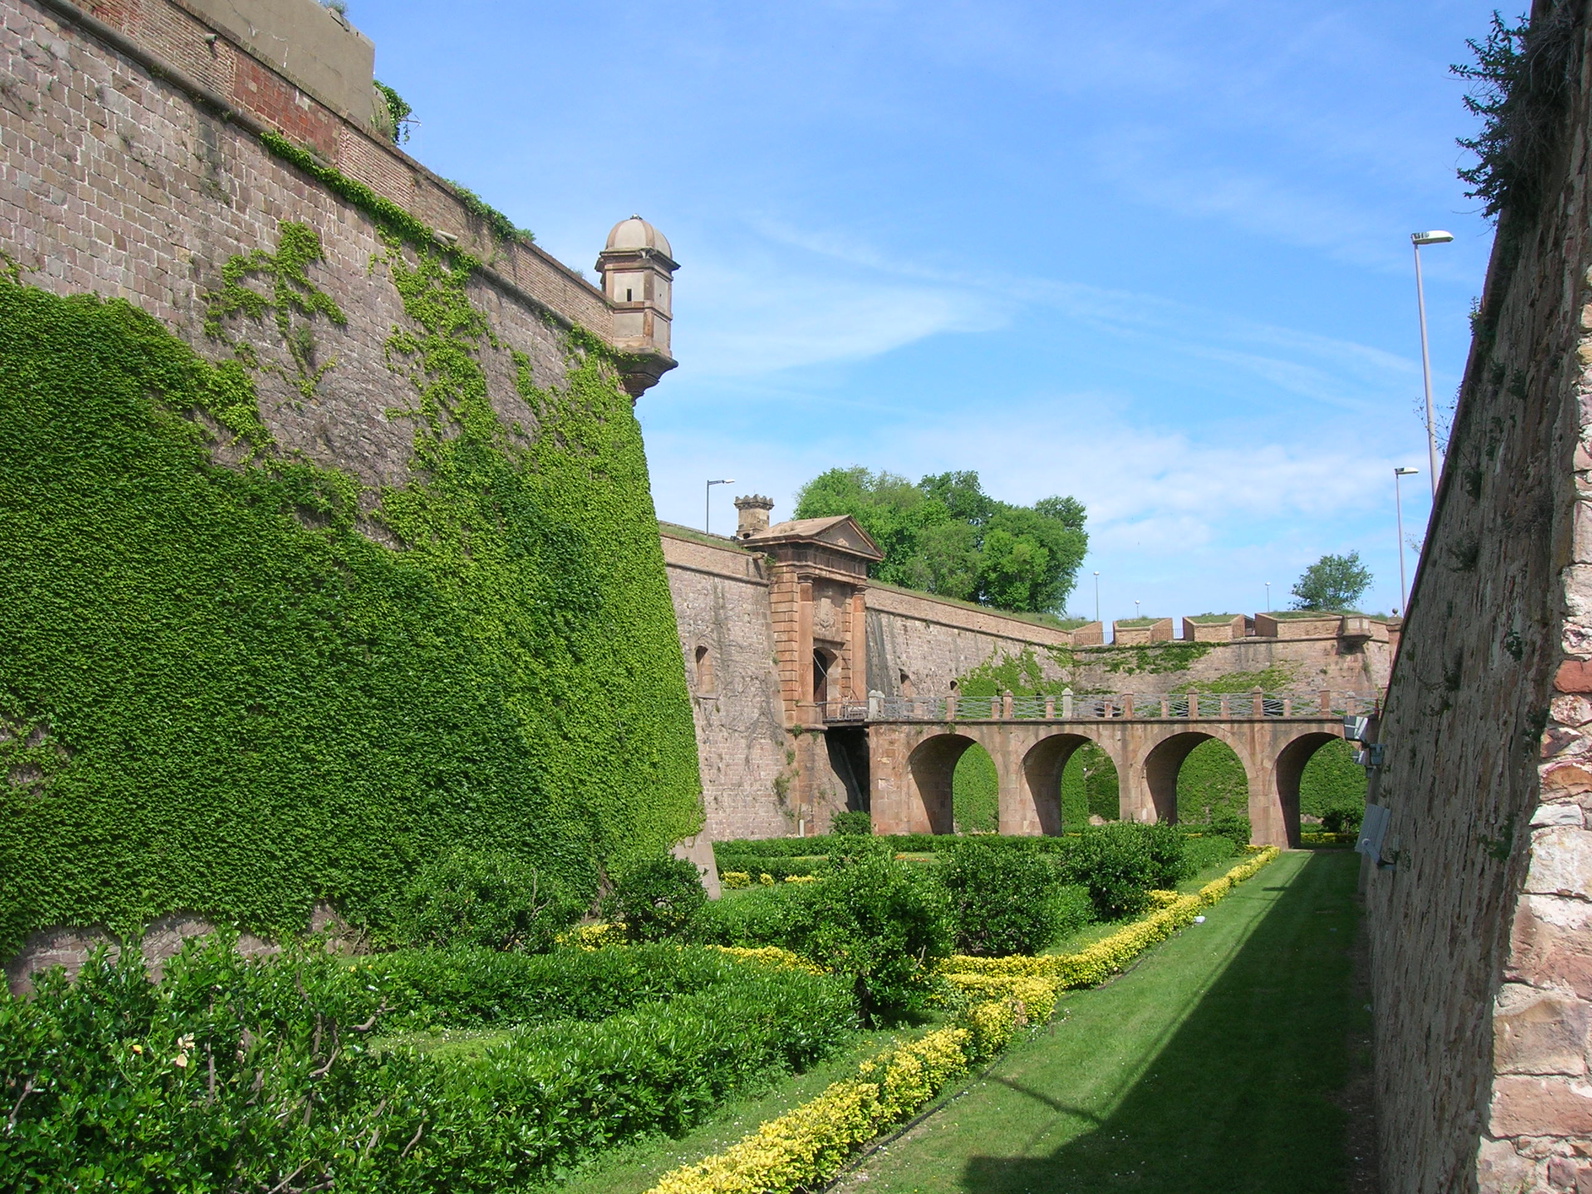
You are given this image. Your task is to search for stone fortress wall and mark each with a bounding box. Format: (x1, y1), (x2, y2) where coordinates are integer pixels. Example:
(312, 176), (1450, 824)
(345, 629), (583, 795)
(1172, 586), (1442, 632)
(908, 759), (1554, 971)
(663, 501), (1396, 844)
(0, 0), (682, 987)
(0, 0), (678, 442)
(1364, 5), (1592, 1190)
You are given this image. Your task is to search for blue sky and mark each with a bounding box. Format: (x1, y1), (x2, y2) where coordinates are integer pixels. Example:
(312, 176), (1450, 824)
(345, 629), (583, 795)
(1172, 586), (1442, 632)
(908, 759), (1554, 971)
(352, 0), (1497, 624)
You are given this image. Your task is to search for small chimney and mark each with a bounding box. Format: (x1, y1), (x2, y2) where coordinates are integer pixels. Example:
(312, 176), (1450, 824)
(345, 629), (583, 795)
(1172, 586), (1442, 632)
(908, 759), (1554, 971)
(734, 494), (774, 539)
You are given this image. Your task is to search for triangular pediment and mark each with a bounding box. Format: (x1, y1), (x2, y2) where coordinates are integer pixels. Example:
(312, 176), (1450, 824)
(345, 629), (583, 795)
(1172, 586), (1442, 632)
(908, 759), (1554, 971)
(745, 515), (884, 561)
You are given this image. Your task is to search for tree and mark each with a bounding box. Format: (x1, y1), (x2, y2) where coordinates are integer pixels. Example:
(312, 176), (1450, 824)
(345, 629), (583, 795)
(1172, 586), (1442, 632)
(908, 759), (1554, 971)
(792, 467), (1088, 615)
(1291, 551), (1372, 611)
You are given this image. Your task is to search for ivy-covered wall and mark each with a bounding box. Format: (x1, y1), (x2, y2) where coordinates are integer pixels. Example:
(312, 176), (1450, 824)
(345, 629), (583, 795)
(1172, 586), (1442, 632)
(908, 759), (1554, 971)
(0, 0), (704, 961)
(0, 230), (700, 958)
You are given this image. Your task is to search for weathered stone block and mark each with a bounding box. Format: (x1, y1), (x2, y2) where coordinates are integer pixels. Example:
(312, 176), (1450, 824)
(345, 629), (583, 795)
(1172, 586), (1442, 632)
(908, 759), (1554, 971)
(1496, 983), (1591, 1076)
(1559, 661), (1592, 694)
(1492, 1078), (1592, 1138)
(1535, 802), (1589, 829)
(1526, 828), (1592, 898)
(1510, 895), (1592, 999)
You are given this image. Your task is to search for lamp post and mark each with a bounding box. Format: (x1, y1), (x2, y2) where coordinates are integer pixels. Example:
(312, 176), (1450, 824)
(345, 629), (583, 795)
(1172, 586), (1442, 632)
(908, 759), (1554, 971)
(1412, 231), (1454, 498)
(1394, 467), (1420, 611)
(1264, 581), (1271, 612)
(1093, 571), (1100, 622)
(704, 479), (735, 534)
(1134, 599), (1141, 619)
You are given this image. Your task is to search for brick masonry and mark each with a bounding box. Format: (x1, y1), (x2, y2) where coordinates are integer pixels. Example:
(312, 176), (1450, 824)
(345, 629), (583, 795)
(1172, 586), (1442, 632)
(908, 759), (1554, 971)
(0, 0), (614, 491)
(1365, 10), (1592, 1191)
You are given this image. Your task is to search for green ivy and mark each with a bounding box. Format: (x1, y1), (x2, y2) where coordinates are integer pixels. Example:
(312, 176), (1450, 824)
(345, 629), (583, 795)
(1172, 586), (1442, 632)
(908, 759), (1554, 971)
(0, 227), (700, 956)
(955, 641), (1217, 700)
(1176, 739), (1249, 824)
(954, 647), (1057, 699)
(1168, 664), (1297, 695)
(259, 131), (476, 266)
(203, 221), (347, 402)
(1059, 744), (1118, 823)
(374, 79), (413, 145)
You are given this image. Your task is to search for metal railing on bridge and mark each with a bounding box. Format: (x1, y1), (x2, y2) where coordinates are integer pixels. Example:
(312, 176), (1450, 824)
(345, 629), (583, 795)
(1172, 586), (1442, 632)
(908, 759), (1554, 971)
(821, 689), (1379, 724)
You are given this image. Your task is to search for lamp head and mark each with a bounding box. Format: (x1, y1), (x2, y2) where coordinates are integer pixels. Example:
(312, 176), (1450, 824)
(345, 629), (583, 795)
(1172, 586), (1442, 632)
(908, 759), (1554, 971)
(1395, 467), (1420, 476)
(1411, 231), (1454, 245)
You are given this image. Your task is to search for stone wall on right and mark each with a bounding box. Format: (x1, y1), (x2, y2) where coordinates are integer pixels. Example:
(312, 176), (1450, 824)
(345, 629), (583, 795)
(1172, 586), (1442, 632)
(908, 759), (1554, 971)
(1366, 9), (1592, 1191)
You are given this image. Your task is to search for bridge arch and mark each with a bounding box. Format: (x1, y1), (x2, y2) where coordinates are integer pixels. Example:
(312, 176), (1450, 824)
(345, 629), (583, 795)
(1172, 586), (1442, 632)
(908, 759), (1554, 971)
(1020, 732), (1118, 834)
(1139, 730), (1250, 825)
(1267, 731), (1342, 848)
(904, 732), (978, 835)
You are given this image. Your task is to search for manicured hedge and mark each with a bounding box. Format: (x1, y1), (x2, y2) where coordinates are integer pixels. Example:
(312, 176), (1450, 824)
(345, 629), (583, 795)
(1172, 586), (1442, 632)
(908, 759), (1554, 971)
(712, 854), (830, 881)
(353, 942), (805, 1031)
(0, 938), (855, 1192)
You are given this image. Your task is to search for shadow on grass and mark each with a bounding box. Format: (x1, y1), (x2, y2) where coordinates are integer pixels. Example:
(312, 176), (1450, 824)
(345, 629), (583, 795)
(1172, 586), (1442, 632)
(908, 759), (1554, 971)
(963, 851), (1363, 1194)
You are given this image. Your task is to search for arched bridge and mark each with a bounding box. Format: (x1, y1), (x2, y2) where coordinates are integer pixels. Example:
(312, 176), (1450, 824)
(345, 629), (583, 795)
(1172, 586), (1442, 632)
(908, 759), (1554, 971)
(826, 690), (1376, 848)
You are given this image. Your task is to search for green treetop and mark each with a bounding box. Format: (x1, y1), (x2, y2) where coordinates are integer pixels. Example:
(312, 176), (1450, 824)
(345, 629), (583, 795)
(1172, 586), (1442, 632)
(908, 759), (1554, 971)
(1290, 551), (1373, 611)
(793, 467), (1088, 615)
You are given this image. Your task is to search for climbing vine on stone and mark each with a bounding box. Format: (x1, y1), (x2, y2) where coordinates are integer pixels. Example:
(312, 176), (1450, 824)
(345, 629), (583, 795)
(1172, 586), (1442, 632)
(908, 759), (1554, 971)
(203, 221), (347, 402)
(0, 220), (699, 957)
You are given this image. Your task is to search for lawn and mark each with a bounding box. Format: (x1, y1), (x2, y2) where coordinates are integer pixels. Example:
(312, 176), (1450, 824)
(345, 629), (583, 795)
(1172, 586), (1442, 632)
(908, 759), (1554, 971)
(834, 850), (1366, 1194)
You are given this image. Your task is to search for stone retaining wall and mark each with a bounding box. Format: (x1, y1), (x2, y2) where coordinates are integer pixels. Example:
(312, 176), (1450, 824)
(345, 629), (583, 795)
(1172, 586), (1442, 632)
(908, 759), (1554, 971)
(1365, 7), (1592, 1191)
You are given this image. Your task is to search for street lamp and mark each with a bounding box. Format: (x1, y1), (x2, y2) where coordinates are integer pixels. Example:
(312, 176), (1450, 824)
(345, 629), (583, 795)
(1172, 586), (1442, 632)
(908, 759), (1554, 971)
(1093, 571), (1100, 622)
(1412, 230), (1454, 498)
(1134, 599), (1141, 619)
(1264, 581), (1271, 612)
(1394, 467), (1420, 611)
(704, 478), (735, 534)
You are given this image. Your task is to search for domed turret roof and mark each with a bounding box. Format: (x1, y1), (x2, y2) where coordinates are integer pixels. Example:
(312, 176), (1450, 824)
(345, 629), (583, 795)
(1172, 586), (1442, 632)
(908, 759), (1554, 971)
(605, 215), (672, 258)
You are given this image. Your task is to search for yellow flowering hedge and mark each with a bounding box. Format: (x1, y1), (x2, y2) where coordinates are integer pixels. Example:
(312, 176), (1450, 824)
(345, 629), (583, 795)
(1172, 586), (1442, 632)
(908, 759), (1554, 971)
(647, 1022), (985, 1194)
(941, 847), (1278, 982)
(643, 846), (1279, 1194)
(710, 945), (826, 975)
(558, 922), (627, 950)
(721, 871), (752, 889)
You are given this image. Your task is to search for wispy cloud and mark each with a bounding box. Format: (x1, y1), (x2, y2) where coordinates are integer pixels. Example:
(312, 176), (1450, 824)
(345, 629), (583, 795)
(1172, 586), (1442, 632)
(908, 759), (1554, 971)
(735, 216), (1425, 410)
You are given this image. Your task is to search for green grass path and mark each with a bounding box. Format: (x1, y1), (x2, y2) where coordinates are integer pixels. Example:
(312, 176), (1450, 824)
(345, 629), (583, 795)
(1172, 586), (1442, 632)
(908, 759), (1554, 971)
(840, 850), (1364, 1194)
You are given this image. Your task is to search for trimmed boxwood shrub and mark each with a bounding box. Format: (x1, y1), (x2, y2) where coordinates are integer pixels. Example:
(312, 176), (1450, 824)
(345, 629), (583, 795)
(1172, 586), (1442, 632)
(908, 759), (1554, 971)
(937, 839), (1076, 956)
(713, 854), (827, 881)
(1061, 824), (1159, 919)
(794, 856), (953, 1024)
(356, 942), (797, 1031)
(690, 859), (951, 1024)
(830, 810), (873, 835)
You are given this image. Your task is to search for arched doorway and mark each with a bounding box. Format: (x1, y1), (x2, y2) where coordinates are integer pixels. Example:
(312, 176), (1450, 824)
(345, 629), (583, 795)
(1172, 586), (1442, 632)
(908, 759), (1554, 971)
(906, 733), (975, 835)
(1273, 732), (1343, 848)
(1299, 738), (1367, 832)
(1022, 733), (1098, 834)
(1142, 732), (1246, 825)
